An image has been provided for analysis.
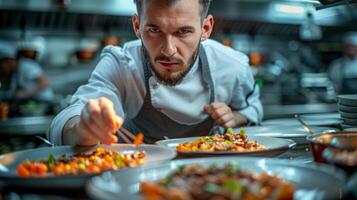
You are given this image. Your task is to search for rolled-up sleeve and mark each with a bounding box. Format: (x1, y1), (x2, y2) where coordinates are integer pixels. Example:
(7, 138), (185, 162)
(47, 46), (126, 145)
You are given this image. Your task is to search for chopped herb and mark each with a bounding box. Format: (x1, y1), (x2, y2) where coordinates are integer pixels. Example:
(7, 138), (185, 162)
(178, 165), (185, 173)
(223, 180), (243, 196)
(226, 128), (234, 134)
(224, 140), (234, 145)
(239, 129), (246, 135)
(161, 175), (173, 188)
(205, 183), (220, 193)
(114, 154), (123, 167)
(48, 154), (56, 168)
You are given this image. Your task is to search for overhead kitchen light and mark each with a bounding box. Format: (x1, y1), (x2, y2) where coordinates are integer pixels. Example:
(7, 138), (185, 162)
(274, 3), (306, 15)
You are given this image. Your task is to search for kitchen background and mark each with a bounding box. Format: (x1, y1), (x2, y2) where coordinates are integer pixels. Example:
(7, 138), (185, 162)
(0, 0), (356, 153)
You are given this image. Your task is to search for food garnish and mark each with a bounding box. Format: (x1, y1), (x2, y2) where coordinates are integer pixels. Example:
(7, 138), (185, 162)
(17, 147), (146, 177)
(140, 163), (294, 200)
(176, 128), (265, 152)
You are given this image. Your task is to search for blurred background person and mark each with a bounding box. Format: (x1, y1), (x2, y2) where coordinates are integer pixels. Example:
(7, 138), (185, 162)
(0, 39), (54, 117)
(328, 32), (357, 95)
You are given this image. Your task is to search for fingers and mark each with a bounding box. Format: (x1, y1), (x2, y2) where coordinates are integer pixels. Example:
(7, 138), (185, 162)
(99, 98), (116, 130)
(82, 106), (116, 144)
(98, 97), (124, 130)
(204, 103), (231, 120)
(79, 97), (122, 145)
(204, 103), (236, 128)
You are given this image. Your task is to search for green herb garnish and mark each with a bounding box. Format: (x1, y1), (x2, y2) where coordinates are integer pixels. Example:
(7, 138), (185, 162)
(48, 154), (56, 168)
(239, 129), (246, 135)
(223, 180), (243, 196)
(178, 165), (185, 173)
(226, 128), (234, 134)
(224, 140), (234, 145)
(161, 175), (173, 188)
(114, 154), (124, 167)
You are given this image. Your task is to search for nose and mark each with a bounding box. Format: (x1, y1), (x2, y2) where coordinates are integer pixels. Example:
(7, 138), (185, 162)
(161, 36), (177, 57)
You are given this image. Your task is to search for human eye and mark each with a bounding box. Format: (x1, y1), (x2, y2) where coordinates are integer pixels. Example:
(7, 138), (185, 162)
(176, 28), (192, 37)
(148, 27), (161, 33)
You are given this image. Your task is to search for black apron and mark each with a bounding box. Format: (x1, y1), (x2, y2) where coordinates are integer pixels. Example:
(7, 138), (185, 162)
(123, 45), (215, 143)
(341, 60), (357, 94)
(342, 77), (357, 94)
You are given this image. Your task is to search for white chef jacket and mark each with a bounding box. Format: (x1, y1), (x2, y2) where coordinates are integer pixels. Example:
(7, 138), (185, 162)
(47, 39), (263, 145)
(17, 58), (54, 102)
(0, 58), (54, 101)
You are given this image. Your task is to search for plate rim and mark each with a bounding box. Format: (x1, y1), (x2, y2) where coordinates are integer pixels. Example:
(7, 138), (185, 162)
(86, 156), (347, 200)
(0, 144), (177, 180)
(156, 136), (296, 155)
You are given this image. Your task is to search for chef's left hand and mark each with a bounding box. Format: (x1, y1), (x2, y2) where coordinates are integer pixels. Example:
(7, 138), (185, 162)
(204, 102), (248, 128)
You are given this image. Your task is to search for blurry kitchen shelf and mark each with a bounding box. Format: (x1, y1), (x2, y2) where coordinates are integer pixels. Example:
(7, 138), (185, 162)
(0, 116), (54, 135)
(264, 103), (338, 119)
(48, 68), (93, 92)
(0, 0), (136, 16)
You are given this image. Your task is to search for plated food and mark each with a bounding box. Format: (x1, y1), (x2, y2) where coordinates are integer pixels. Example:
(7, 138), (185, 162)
(0, 144), (176, 189)
(87, 157), (346, 200)
(140, 163), (294, 200)
(17, 147), (146, 177)
(157, 135), (295, 157)
(176, 128), (265, 152)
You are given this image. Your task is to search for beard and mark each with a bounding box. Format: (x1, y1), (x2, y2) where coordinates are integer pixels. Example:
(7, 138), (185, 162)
(142, 43), (200, 86)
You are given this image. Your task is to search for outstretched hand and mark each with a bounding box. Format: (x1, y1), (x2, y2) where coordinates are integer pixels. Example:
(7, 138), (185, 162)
(78, 97), (123, 145)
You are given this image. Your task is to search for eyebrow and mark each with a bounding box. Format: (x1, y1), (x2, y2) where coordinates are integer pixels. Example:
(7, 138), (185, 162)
(179, 26), (195, 30)
(145, 23), (195, 30)
(145, 23), (159, 28)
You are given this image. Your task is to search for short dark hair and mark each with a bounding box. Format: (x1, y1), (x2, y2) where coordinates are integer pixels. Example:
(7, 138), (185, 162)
(133, 0), (212, 20)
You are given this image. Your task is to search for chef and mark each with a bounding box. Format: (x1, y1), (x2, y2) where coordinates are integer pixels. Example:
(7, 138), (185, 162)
(47, 0), (263, 145)
(328, 32), (357, 94)
(0, 40), (53, 103)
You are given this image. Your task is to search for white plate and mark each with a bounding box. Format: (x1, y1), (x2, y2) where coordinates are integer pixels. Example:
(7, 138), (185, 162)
(0, 144), (176, 189)
(239, 125), (337, 144)
(339, 111), (357, 119)
(339, 104), (357, 113)
(156, 136), (296, 157)
(338, 95), (357, 106)
(87, 157), (346, 200)
(342, 117), (357, 126)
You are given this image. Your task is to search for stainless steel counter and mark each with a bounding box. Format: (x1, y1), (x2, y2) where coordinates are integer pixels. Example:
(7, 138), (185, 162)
(264, 103), (338, 119)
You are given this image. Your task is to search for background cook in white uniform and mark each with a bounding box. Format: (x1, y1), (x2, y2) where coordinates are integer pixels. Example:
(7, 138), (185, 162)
(328, 32), (357, 94)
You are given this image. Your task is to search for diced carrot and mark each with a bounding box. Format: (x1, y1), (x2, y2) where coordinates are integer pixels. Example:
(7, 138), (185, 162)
(101, 161), (111, 170)
(17, 165), (30, 177)
(36, 163), (48, 174)
(96, 147), (105, 153)
(29, 163), (37, 173)
(134, 133), (144, 148)
(53, 165), (64, 175)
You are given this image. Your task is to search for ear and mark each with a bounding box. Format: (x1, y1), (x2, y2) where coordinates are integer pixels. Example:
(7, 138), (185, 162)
(201, 15), (214, 41)
(132, 15), (141, 39)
